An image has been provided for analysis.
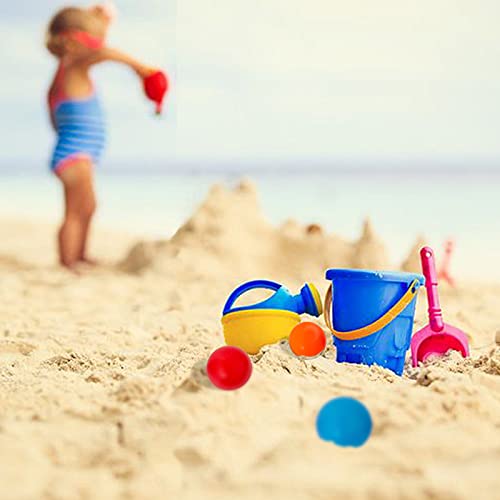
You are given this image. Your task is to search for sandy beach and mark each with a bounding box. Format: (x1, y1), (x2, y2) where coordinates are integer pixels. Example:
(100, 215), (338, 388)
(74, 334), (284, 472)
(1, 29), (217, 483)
(1, 181), (499, 500)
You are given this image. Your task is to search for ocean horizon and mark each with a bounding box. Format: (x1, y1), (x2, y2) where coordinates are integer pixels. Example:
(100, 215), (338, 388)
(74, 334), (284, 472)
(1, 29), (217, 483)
(2, 159), (500, 176)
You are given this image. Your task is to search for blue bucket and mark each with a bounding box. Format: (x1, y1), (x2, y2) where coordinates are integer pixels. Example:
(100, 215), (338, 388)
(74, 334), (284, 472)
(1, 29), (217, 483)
(324, 269), (424, 375)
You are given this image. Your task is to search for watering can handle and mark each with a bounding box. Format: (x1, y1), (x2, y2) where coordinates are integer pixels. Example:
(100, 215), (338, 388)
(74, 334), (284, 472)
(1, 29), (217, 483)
(223, 280), (282, 315)
(324, 279), (421, 341)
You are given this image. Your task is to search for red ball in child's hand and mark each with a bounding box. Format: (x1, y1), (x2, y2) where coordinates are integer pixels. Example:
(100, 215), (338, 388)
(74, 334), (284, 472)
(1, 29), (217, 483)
(143, 70), (169, 114)
(206, 346), (253, 390)
(289, 322), (327, 358)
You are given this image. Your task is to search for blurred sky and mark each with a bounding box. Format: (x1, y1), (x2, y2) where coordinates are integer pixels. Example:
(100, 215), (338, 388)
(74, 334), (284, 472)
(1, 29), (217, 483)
(0, 0), (500, 170)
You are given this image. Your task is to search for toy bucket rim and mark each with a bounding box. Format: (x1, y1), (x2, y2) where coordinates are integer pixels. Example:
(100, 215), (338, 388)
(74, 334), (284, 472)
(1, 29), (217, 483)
(222, 308), (300, 324)
(325, 268), (425, 285)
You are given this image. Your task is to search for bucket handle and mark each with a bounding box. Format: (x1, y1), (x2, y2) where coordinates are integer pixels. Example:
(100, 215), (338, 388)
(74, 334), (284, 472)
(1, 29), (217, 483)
(223, 280), (282, 315)
(324, 279), (421, 341)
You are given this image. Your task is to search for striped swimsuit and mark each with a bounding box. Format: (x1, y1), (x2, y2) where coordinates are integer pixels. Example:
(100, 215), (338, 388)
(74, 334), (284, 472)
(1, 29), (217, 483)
(49, 64), (106, 174)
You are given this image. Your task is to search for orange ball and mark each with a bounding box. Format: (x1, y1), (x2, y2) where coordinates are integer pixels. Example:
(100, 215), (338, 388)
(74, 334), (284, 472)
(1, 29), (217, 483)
(289, 322), (327, 358)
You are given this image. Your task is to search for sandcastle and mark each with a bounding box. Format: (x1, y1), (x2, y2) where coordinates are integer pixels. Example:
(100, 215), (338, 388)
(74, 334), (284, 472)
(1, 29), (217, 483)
(121, 180), (418, 285)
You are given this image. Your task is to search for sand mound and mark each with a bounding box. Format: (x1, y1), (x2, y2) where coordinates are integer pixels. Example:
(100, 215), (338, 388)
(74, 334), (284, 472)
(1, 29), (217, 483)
(1, 185), (500, 500)
(350, 218), (389, 269)
(401, 235), (428, 273)
(121, 181), (393, 286)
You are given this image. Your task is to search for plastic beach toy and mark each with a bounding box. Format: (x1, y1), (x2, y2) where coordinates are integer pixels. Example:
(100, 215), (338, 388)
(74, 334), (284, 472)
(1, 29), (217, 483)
(289, 322), (327, 358)
(221, 280), (323, 354)
(324, 269), (424, 375)
(410, 247), (469, 366)
(222, 280), (322, 316)
(222, 309), (300, 355)
(143, 70), (169, 114)
(316, 397), (372, 447)
(206, 346), (252, 390)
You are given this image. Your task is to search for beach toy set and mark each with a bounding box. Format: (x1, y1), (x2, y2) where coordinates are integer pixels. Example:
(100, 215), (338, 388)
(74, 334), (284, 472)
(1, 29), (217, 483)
(220, 246), (468, 376)
(210, 247), (470, 448)
(221, 273), (424, 375)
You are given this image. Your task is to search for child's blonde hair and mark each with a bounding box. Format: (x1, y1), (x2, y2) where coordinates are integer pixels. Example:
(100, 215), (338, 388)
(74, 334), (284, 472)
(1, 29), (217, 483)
(46, 7), (97, 57)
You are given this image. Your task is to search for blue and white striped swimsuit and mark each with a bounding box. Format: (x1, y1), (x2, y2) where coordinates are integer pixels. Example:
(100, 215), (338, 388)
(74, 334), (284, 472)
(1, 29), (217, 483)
(50, 93), (106, 173)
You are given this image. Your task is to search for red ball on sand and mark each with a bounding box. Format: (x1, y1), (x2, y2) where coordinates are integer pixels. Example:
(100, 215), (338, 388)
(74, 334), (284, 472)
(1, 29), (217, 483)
(289, 322), (327, 358)
(206, 346), (253, 390)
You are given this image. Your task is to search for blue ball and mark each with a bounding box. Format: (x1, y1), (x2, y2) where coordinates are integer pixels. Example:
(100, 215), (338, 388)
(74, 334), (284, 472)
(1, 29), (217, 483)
(316, 397), (372, 447)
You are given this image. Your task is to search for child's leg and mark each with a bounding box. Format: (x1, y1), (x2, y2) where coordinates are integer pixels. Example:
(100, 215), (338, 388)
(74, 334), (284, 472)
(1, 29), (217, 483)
(57, 161), (96, 269)
(78, 216), (96, 264)
(77, 188), (97, 264)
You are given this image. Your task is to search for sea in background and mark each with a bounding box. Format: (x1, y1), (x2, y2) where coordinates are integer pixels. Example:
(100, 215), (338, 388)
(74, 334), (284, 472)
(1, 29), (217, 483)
(0, 164), (499, 282)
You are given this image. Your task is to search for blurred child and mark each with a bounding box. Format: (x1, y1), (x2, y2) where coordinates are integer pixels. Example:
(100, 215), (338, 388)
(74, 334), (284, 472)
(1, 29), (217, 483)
(46, 3), (156, 270)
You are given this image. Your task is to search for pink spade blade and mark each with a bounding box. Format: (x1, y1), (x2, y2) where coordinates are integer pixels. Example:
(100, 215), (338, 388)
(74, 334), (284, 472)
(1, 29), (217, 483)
(410, 246), (470, 367)
(411, 323), (470, 366)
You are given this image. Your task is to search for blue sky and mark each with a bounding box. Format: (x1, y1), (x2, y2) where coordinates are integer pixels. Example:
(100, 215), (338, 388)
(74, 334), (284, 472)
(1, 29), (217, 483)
(0, 0), (500, 170)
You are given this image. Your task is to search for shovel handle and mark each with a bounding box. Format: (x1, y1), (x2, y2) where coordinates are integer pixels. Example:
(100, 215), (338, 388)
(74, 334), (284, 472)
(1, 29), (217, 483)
(420, 247), (444, 331)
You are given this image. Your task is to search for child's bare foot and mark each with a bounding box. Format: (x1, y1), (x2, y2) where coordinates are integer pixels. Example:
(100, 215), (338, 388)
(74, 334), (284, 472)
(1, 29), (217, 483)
(61, 263), (82, 275)
(79, 257), (100, 267)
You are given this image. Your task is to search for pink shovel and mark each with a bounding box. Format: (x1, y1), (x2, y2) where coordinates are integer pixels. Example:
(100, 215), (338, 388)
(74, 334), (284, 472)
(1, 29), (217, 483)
(410, 246), (469, 366)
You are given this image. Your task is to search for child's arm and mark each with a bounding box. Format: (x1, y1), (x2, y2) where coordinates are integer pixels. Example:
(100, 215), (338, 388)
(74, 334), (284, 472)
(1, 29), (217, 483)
(77, 47), (155, 77)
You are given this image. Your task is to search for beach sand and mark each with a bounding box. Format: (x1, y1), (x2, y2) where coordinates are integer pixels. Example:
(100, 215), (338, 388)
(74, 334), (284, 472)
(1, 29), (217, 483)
(1, 181), (499, 500)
